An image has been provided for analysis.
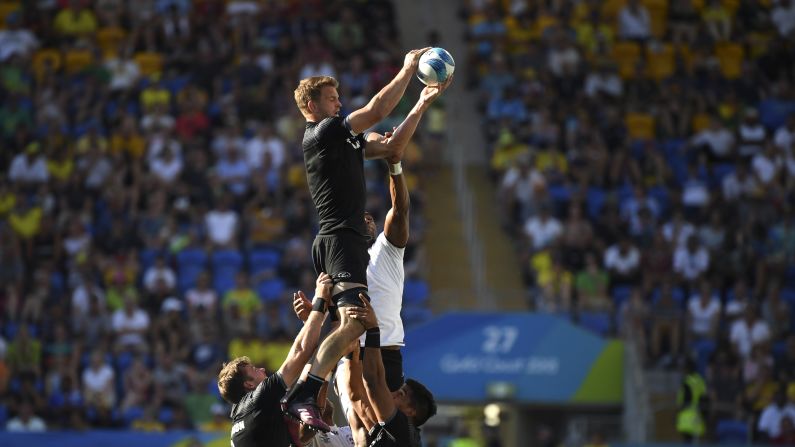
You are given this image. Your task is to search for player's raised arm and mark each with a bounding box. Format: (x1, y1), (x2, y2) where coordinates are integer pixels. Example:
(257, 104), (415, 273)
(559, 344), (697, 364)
(363, 75), (452, 163)
(346, 47), (429, 134)
(383, 158), (410, 248)
(277, 272), (332, 387)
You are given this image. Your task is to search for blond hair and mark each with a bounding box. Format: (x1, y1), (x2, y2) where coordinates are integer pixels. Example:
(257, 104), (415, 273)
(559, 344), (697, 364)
(294, 76), (339, 116)
(217, 356), (252, 404)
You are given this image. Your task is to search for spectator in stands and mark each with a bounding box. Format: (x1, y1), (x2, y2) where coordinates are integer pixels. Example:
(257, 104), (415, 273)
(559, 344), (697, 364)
(81, 350), (116, 425)
(737, 108), (767, 162)
(204, 194), (240, 249)
(0, 12), (38, 62)
(707, 346), (743, 428)
(9, 142), (48, 187)
(111, 295), (150, 354)
(725, 279), (751, 323)
(143, 255), (177, 295)
(6, 324), (42, 379)
(731, 305), (771, 360)
(758, 388), (795, 441)
(523, 204), (562, 252)
(604, 235), (641, 287)
(674, 235), (710, 286)
(222, 272), (261, 321)
(152, 352), (188, 408)
(686, 280), (722, 343)
(762, 283), (792, 342)
(775, 335), (795, 383)
(689, 116), (735, 164)
(650, 283), (683, 363)
(5, 400), (46, 432)
(774, 114), (795, 154)
(575, 252), (611, 312)
(722, 162), (758, 202)
(120, 356), (153, 412)
(184, 271), (218, 317)
(771, 0), (795, 38)
(618, 0), (652, 41)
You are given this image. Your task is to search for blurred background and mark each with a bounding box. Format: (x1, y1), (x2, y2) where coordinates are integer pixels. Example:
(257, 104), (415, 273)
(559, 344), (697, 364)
(0, 0), (794, 446)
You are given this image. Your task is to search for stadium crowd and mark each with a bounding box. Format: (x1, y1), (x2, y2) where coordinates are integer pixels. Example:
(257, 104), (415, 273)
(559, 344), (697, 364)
(0, 0), (435, 434)
(464, 0), (795, 443)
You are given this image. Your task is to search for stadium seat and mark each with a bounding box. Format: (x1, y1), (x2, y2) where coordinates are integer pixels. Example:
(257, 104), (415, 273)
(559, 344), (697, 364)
(586, 187), (606, 220)
(32, 48), (62, 81)
(96, 27), (127, 57)
(715, 43), (744, 80)
(612, 41), (642, 79)
(647, 43), (674, 80)
(134, 52), (164, 77)
(212, 249), (243, 270)
(578, 312), (612, 336)
(625, 112), (656, 140)
(611, 286), (633, 309)
(178, 264), (205, 293)
(177, 248), (208, 268)
(711, 163), (735, 187)
(0, 2), (20, 30)
(115, 350), (134, 374)
(0, 404), (6, 428)
(715, 419), (748, 444)
(138, 248), (162, 273)
(64, 49), (93, 74)
(257, 278), (286, 303)
(158, 407), (174, 425)
(403, 279), (430, 306)
(401, 306), (434, 329)
(213, 269), (238, 296)
(249, 248), (282, 274)
(123, 406), (145, 427)
(692, 339), (716, 375)
(643, 0), (668, 38)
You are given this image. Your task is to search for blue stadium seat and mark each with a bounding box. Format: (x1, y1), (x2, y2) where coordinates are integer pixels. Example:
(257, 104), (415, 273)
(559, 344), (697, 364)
(578, 312), (612, 336)
(158, 407), (174, 425)
(115, 351), (134, 373)
(123, 406), (145, 427)
(547, 184), (571, 205)
(257, 278), (286, 303)
(716, 419), (748, 444)
(213, 269), (238, 296)
(611, 286), (633, 309)
(780, 287), (795, 305)
(139, 248), (162, 273)
(401, 306), (433, 329)
(177, 248), (207, 268)
(787, 265), (795, 288)
(711, 163), (735, 187)
(586, 187), (606, 220)
(249, 249), (282, 273)
(178, 264), (205, 293)
(693, 339), (716, 375)
(212, 249), (244, 270)
(0, 404), (8, 427)
(403, 280), (430, 306)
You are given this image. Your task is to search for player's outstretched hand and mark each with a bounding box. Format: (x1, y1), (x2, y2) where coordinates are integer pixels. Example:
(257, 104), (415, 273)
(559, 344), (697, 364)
(344, 294), (379, 330)
(403, 47), (431, 72)
(293, 290), (312, 322)
(419, 74), (454, 107)
(315, 272), (333, 302)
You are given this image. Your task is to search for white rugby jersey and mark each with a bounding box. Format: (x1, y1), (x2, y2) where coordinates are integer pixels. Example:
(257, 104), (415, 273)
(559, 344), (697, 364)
(305, 425), (354, 447)
(364, 232), (405, 347)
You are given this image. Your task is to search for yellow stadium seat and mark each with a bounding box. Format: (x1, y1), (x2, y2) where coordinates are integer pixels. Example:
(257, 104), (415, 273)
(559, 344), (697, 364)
(612, 41), (642, 79)
(625, 113), (656, 140)
(692, 113), (711, 133)
(648, 44), (674, 80)
(134, 52), (164, 77)
(715, 43), (744, 79)
(0, 2), (20, 30)
(601, 0), (626, 22)
(643, 0), (668, 38)
(64, 49), (93, 74)
(32, 49), (62, 80)
(96, 27), (127, 58)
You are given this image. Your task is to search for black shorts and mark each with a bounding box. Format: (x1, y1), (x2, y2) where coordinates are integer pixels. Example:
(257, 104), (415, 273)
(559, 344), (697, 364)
(312, 230), (369, 286)
(381, 349), (404, 393)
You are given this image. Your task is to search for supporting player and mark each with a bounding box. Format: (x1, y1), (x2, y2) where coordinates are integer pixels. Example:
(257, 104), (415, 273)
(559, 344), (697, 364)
(216, 272), (332, 447)
(283, 50), (452, 437)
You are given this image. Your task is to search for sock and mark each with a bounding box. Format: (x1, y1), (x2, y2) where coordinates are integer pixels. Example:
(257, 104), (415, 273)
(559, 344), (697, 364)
(292, 373), (325, 403)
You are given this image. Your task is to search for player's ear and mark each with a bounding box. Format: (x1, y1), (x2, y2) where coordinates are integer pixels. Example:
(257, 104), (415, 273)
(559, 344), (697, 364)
(307, 100), (316, 114)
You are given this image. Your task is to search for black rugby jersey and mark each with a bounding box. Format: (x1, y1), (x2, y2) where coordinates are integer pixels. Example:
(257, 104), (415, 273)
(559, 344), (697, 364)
(368, 409), (412, 446)
(303, 116), (367, 237)
(229, 373), (290, 447)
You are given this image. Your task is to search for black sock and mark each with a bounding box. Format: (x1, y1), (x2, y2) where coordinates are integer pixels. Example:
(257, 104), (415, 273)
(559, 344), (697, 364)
(293, 373), (325, 403)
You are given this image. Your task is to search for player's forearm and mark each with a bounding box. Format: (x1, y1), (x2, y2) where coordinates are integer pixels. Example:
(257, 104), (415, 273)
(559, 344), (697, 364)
(382, 105), (426, 160)
(389, 172), (410, 217)
(292, 302), (326, 357)
(368, 67), (413, 121)
(362, 346), (387, 386)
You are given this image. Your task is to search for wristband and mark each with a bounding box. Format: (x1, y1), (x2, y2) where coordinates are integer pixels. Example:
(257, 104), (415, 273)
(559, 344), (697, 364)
(389, 161), (402, 176)
(311, 298), (327, 313)
(365, 327), (380, 348)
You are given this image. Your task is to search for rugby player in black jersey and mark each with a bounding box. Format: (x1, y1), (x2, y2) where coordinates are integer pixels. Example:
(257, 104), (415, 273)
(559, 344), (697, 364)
(282, 49), (451, 438)
(216, 272), (332, 447)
